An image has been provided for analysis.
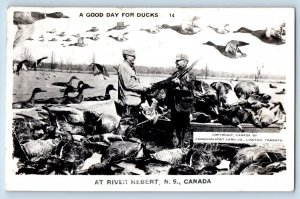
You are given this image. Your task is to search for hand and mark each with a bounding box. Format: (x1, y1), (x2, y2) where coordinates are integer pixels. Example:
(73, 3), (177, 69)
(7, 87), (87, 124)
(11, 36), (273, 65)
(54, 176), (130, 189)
(172, 77), (180, 85)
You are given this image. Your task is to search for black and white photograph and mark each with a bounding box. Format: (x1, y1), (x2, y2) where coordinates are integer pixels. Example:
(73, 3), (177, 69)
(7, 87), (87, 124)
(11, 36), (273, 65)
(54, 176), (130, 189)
(5, 7), (294, 191)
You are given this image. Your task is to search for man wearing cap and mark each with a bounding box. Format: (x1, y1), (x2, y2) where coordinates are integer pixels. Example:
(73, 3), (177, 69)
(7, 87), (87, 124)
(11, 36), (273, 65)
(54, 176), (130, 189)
(115, 48), (150, 137)
(167, 53), (196, 148)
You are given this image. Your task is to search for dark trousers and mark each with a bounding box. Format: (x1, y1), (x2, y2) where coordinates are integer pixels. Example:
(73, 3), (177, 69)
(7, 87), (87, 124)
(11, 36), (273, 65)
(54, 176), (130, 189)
(171, 109), (191, 148)
(115, 105), (140, 137)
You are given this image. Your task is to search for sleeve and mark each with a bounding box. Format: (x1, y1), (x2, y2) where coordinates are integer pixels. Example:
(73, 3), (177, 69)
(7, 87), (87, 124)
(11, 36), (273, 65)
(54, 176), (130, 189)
(118, 64), (145, 92)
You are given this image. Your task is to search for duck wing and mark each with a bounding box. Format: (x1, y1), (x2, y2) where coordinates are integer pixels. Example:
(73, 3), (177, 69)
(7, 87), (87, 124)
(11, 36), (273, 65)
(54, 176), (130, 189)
(225, 40), (249, 54)
(13, 24), (35, 48)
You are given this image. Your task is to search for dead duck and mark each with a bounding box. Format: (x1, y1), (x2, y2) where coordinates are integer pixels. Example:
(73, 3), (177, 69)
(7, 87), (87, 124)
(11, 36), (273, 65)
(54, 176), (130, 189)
(208, 24), (230, 34)
(86, 34), (100, 41)
(210, 82), (233, 107)
(61, 83), (94, 104)
(52, 76), (78, 87)
(84, 84), (117, 101)
(107, 22), (129, 32)
(108, 32), (128, 42)
(234, 81), (260, 99)
(13, 12), (68, 48)
(89, 63), (109, 79)
(68, 37), (87, 47)
(86, 26), (99, 32)
(229, 146), (286, 174)
(251, 102), (286, 128)
(12, 88), (46, 109)
(216, 106), (245, 131)
(233, 24), (286, 45)
(203, 40), (249, 58)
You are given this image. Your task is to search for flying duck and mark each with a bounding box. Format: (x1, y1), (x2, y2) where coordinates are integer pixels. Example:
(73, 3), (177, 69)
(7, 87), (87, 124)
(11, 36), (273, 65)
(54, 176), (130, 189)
(208, 24), (230, 34)
(68, 37), (87, 47)
(84, 84), (117, 101)
(29, 56), (48, 71)
(160, 17), (201, 35)
(72, 33), (80, 38)
(89, 63), (109, 79)
(46, 29), (56, 34)
(140, 25), (161, 34)
(52, 76), (78, 87)
(57, 32), (65, 37)
(12, 88), (46, 109)
(108, 32), (128, 42)
(48, 38), (57, 42)
(61, 83), (94, 104)
(13, 12), (68, 48)
(203, 40), (249, 58)
(14, 59), (29, 75)
(233, 23), (286, 45)
(86, 34), (100, 41)
(86, 27), (99, 32)
(63, 38), (71, 42)
(107, 22), (129, 32)
(39, 38), (45, 42)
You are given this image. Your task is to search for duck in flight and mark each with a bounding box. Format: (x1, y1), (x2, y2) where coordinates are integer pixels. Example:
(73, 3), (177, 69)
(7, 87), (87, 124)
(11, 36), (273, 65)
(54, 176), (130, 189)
(108, 32), (128, 42)
(57, 32), (65, 37)
(86, 27), (99, 32)
(84, 84), (117, 101)
(233, 23), (286, 45)
(203, 40), (249, 59)
(140, 25), (161, 34)
(14, 57), (47, 74)
(46, 29), (56, 34)
(13, 12), (68, 48)
(208, 24), (230, 34)
(69, 37), (87, 47)
(49, 38), (57, 42)
(107, 22), (129, 32)
(160, 16), (202, 35)
(63, 38), (71, 42)
(89, 63), (109, 79)
(59, 81), (84, 93)
(12, 88), (46, 109)
(52, 76), (78, 87)
(86, 34), (100, 41)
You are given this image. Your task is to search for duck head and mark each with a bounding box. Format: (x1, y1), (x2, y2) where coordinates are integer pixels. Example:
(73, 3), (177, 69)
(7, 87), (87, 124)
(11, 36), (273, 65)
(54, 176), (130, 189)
(106, 84), (117, 93)
(32, 88), (47, 94)
(71, 76), (78, 80)
(46, 12), (69, 18)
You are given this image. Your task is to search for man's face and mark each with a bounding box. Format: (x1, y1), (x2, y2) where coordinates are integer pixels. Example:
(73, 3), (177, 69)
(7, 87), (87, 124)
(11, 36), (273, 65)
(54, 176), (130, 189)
(176, 59), (188, 70)
(126, 54), (136, 65)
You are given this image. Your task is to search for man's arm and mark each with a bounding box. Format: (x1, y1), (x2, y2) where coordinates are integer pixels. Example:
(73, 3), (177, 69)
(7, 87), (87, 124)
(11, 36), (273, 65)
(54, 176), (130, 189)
(119, 65), (146, 92)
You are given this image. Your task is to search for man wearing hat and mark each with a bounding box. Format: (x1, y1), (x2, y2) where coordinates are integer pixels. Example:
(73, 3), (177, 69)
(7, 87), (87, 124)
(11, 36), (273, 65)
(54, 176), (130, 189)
(168, 53), (196, 148)
(115, 48), (150, 137)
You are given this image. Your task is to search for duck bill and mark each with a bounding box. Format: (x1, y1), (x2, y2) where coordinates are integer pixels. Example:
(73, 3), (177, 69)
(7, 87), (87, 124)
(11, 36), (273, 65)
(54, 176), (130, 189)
(62, 15), (69, 18)
(40, 90), (47, 93)
(87, 85), (95, 89)
(236, 124), (244, 132)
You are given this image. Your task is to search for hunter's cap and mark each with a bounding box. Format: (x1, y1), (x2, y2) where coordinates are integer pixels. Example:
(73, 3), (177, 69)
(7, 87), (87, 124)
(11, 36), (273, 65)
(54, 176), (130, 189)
(123, 48), (136, 56)
(176, 53), (189, 61)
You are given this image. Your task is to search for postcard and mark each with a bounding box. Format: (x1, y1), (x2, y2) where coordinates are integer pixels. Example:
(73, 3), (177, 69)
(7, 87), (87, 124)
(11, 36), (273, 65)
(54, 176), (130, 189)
(5, 7), (294, 191)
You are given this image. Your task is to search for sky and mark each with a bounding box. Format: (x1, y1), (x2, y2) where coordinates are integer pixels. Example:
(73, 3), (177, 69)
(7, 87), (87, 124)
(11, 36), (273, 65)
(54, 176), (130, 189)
(8, 8), (294, 76)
